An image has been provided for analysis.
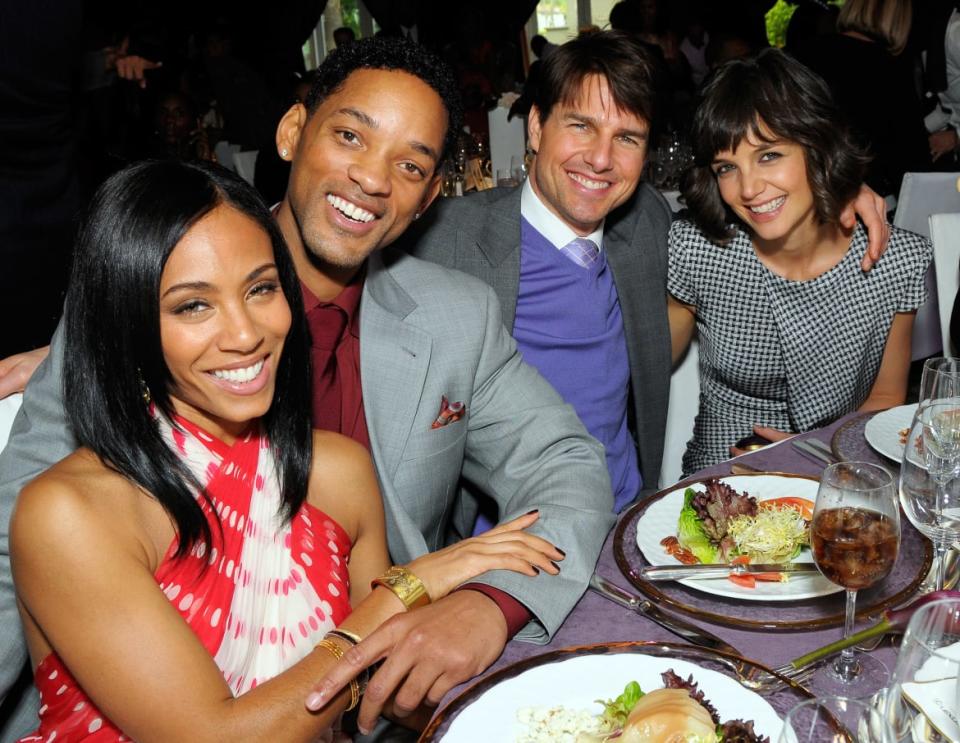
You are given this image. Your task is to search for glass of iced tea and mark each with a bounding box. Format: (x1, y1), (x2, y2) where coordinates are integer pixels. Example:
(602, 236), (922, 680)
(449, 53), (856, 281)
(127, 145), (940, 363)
(811, 462), (900, 697)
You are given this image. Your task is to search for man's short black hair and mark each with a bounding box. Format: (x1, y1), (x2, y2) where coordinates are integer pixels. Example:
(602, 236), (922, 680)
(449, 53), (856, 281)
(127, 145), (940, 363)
(305, 37), (463, 161)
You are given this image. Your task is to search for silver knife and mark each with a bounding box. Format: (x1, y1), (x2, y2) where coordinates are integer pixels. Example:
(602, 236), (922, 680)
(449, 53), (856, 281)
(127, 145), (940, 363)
(640, 562), (820, 581)
(588, 574), (739, 655)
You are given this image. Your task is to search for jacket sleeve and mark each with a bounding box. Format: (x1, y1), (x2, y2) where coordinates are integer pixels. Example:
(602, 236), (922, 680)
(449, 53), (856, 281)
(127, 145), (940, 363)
(458, 284), (615, 643)
(0, 319), (77, 714)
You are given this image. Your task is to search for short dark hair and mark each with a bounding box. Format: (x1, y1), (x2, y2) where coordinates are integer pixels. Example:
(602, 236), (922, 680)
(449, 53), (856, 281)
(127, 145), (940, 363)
(681, 48), (869, 243)
(304, 36), (463, 161)
(533, 29), (659, 127)
(64, 160), (313, 556)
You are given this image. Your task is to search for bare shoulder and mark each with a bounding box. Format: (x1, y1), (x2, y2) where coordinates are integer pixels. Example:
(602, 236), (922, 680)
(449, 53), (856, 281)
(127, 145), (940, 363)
(12, 449), (154, 567)
(307, 431), (381, 540)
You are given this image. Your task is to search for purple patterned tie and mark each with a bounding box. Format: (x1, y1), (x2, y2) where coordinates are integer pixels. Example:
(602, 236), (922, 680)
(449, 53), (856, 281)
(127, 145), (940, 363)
(560, 237), (600, 268)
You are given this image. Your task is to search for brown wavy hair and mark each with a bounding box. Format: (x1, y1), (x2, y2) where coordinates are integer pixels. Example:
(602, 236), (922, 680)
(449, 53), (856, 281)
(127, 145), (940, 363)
(681, 48), (869, 244)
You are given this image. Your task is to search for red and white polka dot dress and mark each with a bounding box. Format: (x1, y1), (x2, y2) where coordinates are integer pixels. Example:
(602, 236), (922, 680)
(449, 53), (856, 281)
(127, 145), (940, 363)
(20, 415), (352, 742)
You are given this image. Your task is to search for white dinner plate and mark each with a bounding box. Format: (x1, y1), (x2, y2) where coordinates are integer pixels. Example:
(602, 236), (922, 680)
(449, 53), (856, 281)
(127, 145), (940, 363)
(864, 403), (918, 463)
(635, 474), (841, 601)
(439, 650), (783, 742)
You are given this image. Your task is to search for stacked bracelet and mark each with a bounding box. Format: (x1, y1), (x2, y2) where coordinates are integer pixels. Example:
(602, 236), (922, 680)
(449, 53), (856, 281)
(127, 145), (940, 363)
(325, 628), (362, 647)
(314, 638), (360, 711)
(370, 566), (431, 610)
(324, 628), (370, 696)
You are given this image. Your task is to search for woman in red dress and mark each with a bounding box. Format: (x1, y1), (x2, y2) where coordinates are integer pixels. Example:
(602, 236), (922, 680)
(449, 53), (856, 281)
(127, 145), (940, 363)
(10, 160), (560, 742)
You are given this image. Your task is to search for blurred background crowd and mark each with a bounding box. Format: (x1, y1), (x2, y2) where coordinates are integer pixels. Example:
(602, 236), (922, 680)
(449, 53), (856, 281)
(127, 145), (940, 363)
(1, 0), (955, 358)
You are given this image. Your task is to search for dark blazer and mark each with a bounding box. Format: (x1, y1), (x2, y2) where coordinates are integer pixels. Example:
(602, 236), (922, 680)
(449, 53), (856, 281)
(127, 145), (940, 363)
(403, 182), (673, 498)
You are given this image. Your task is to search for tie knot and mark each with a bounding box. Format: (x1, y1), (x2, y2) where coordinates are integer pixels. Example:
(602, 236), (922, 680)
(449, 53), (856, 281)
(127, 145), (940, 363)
(561, 237), (600, 269)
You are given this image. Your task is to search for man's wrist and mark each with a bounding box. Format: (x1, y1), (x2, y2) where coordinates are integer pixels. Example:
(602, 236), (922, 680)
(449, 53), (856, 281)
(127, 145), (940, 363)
(457, 583), (532, 638)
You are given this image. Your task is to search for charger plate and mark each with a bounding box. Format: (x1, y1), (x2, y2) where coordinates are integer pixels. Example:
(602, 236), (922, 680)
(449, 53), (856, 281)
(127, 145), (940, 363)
(614, 472), (931, 631)
(420, 641), (812, 741)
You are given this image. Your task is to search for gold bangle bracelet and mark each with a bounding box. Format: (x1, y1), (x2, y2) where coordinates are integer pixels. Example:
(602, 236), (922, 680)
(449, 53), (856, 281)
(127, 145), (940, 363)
(314, 639), (360, 711)
(325, 628), (362, 647)
(370, 565), (431, 610)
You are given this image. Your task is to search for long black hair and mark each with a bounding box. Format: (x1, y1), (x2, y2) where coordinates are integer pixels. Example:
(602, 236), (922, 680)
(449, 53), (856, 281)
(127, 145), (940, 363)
(64, 159), (313, 556)
(681, 49), (869, 243)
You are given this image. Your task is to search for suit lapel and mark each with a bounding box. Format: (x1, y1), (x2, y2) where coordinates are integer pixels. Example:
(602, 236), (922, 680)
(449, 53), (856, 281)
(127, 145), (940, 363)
(461, 188), (522, 328)
(359, 253), (433, 480)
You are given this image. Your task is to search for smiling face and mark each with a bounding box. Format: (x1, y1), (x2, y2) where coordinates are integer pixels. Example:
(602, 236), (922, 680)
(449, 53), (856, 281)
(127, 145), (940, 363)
(159, 204), (292, 442)
(527, 74), (648, 236)
(276, 68), (446, 294)
(712, 124), (817, 249)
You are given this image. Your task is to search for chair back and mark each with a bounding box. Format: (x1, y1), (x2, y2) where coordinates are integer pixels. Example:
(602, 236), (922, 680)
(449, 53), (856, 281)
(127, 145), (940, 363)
(929, 213), (960, 356)
(893, 173), (960, 358)
(660, 341), (699, 487)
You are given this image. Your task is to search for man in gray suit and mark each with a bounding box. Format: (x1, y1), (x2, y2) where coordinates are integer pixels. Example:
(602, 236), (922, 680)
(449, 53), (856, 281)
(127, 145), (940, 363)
(405, 32), (670, 512)
(0, 38), (613, 740)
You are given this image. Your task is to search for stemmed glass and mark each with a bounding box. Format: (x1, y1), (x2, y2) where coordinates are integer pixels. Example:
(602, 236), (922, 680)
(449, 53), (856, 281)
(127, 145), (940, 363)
(810, 462), (900, 696)
(900, 403), (960, 591)
(780, 696), (893, 742)
(919, 357), (960, 404)
(884, 598), (960, 742)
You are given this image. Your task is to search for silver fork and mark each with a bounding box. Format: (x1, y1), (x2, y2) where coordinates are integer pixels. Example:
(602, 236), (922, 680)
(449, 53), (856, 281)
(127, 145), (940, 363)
(590, 577), (819, 691)
(791, 438), (837, 466)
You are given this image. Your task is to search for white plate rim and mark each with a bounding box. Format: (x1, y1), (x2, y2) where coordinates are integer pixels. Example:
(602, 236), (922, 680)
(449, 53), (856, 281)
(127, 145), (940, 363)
(864, 403), (917, 463)
(437, 647), (785, 742)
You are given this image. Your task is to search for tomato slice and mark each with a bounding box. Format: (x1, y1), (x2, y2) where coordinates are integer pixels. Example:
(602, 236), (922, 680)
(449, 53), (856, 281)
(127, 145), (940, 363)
(730, 555), (751, 566)
(727, 573), (756, 589)
(760, 496), (814, 520)
(753, 572), (786, 582)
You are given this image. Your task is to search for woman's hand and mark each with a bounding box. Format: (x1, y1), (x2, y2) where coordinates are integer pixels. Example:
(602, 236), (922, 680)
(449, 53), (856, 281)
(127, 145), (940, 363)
(403, 511), (563, 601)
(729, 425), (794, 458)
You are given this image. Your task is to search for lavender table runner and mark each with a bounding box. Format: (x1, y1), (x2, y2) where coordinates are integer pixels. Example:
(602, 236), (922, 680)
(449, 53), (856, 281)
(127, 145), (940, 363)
(435, 411), (926, 718)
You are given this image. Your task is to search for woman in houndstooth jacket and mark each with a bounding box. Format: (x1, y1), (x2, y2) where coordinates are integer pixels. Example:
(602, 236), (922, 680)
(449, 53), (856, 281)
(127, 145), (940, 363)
(666, 49), (931, 473)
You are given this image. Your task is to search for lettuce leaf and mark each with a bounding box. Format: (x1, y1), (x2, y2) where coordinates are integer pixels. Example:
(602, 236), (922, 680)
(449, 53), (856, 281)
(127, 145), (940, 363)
(596, 680), (644, 730)
(678, 488), (719, 563)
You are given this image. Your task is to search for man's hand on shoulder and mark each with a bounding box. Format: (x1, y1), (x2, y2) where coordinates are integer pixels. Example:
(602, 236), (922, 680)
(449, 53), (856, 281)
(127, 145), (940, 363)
(840, 184), (890, 271)
(0, 345), (49, 399)
(305, 590), (508, 734)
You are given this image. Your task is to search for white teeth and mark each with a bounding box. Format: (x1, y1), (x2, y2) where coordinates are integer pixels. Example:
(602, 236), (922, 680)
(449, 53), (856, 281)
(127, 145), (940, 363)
(749, 196), (786, 214)
(568, 173), (609, 190)
(212, 359), (264, 384)
(326, 194), (376, 223)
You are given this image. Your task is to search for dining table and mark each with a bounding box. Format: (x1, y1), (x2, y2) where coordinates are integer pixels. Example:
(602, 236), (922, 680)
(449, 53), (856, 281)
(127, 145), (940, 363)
(426, 408), (940, 737)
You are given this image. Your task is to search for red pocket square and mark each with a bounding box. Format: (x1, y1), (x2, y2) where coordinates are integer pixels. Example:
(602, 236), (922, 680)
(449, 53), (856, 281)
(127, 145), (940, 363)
(431, 395), (465, 429)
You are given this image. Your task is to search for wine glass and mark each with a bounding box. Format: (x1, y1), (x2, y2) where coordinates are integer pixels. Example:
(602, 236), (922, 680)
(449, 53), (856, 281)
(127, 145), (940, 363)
(780, 696), (893, 742)
(810, 462), (900, 696)
(919, 357), (960, 405)
(884, 597), (960, 742)
(900, 405), (960, 591)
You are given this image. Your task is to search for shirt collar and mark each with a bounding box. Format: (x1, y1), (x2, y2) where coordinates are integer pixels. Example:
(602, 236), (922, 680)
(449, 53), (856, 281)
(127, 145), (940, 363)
(299, 267), (366, 339)
(520, 178), (604, 251)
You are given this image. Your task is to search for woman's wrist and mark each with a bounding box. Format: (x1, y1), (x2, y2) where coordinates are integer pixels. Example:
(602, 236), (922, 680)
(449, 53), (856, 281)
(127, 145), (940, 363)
(370, 565), (432, 610)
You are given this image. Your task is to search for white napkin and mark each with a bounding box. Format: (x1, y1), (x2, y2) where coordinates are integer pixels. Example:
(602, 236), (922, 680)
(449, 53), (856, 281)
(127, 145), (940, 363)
(0, 393), (23, 452)
(901, 641), (960, 742)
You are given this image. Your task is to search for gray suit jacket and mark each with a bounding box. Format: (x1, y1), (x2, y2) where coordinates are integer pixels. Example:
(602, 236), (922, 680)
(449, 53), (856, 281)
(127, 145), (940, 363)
(0, 250), (613, 740)
(403, 183), (673, 499)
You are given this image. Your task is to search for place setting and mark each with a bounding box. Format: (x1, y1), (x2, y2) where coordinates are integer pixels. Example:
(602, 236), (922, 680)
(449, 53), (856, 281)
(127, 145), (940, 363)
(417, 360), (960, 742)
